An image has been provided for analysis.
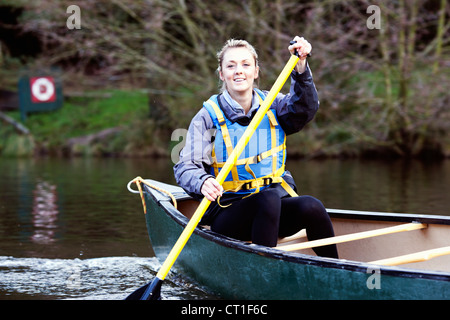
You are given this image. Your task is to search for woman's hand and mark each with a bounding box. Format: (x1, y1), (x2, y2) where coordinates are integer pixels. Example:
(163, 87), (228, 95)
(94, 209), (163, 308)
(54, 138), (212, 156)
(288, 36), (312, 73)
(201, 177), (224, 201)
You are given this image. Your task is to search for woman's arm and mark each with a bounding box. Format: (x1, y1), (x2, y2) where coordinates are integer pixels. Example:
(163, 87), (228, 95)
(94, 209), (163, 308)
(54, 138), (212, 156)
(271, 62), (320, 135)
(270, 36), (319, 135)
(173, 108), (222, 199)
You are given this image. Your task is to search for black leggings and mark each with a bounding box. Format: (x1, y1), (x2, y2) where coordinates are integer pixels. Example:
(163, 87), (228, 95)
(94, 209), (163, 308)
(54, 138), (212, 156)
(210, 189), (338, 258)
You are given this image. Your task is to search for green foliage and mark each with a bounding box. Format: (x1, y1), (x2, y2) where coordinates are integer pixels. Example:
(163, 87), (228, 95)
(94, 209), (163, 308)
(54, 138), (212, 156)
(33, 91), (145, 137)
(2, 90), (149, 156)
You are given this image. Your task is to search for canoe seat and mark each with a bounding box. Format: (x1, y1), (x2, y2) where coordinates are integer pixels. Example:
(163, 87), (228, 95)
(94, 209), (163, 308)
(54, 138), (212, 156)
(277, 229), (307, 244)
(276, 222), (427, 251)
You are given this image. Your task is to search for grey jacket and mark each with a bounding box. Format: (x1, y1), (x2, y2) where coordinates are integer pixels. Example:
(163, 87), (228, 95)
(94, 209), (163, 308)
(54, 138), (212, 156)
(173, 64), (319, 199)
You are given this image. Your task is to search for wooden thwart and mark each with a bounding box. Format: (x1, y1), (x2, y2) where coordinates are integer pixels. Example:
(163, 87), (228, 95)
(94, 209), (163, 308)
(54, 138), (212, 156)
(276, 222), (427, 251)
(278, 229), (307, 244)
(370, 246), (450, 266)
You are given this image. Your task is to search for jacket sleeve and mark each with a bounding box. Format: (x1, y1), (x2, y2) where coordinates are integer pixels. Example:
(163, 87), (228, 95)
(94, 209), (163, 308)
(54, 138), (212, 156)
(173, 108), (215, 199)
(272, 63), (320, 135)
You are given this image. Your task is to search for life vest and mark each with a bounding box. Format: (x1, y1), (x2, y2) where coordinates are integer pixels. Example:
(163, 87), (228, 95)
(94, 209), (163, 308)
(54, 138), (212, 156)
(203, 89), (297, 198)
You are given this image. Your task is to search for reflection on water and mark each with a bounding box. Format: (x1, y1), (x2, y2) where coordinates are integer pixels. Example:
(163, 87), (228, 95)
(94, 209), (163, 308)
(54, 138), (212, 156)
(31, 181), (59, 244)
(0, 157), (449, 299)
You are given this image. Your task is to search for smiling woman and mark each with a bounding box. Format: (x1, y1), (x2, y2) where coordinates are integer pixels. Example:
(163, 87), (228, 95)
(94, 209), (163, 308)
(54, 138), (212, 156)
(172, 37), (338, 258)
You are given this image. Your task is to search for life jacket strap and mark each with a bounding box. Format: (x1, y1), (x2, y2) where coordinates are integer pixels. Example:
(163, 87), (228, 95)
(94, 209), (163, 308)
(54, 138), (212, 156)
(211, 143), (285, 168)
(217, 173), (299, 208)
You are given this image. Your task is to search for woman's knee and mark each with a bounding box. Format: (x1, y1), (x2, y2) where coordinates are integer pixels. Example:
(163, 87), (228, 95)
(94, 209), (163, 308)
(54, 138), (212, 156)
(295, 195), (333, 227)
(298, 195), (326, 214)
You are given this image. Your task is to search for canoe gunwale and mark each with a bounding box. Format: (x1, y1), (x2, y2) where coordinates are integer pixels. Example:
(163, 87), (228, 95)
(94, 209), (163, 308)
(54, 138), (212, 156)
(327, 208), (450, 226)
(142, 182), (450, 283)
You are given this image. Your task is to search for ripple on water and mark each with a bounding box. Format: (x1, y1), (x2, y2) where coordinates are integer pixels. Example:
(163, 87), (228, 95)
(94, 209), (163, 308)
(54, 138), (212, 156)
(0, 256), (216, 300)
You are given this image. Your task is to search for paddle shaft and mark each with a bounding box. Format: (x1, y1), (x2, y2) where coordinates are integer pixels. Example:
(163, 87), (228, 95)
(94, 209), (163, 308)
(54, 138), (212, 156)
(155, 54), (300, 282)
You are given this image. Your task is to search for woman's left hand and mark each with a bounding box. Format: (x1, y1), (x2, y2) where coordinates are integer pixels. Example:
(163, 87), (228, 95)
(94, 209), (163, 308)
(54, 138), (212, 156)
(288, 36), (311, 73)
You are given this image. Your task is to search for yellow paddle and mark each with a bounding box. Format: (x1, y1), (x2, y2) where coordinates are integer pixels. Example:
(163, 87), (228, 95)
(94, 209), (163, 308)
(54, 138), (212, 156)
(126, 45), (302, 300)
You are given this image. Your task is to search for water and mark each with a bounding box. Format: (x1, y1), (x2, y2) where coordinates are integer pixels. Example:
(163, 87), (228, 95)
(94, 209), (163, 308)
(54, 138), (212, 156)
(0, 157), (216, 299)
(0, 256), (212, 300)
(1, 157), (449, 300)
(288, 158), (450, 215)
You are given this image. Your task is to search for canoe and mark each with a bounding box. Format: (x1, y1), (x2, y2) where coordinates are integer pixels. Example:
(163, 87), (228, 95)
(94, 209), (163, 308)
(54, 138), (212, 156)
(129, 179), (450, 300)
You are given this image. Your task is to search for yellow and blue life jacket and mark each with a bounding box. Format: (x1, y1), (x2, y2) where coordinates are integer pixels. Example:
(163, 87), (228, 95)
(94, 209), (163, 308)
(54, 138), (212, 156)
(203, 89), (297, 197)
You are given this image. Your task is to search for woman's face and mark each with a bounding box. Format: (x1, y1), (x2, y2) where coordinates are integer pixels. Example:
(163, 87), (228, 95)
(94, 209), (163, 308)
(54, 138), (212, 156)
(219, 47), (259, 96)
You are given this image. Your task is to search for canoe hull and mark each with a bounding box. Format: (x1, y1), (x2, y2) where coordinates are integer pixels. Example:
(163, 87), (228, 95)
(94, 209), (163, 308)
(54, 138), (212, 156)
(141, 183), (450, 300)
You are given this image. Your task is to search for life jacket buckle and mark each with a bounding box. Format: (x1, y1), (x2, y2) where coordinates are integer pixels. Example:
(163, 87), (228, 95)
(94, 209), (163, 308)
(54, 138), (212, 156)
(241, 181), (253, 190)
(241, 177), (272, 191)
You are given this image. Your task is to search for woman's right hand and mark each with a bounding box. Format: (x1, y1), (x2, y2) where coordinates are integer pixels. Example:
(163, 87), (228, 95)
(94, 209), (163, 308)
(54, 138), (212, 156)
(201, 177), (224, 201)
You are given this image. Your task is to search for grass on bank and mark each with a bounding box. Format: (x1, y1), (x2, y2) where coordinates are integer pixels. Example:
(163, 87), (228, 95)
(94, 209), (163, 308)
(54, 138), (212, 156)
(1, 90), (150, 156)
(28, 90), (148, 139)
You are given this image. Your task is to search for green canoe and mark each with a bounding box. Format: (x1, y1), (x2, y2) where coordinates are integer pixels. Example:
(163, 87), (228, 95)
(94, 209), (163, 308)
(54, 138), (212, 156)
(129, 179), (450, 299)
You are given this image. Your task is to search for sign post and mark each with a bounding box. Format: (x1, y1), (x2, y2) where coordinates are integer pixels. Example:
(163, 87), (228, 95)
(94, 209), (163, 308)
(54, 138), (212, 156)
(18, 74), (63, 121)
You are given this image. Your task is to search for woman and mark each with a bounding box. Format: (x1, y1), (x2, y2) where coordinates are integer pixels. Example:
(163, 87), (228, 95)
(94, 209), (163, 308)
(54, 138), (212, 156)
(174, 37), (338, 258)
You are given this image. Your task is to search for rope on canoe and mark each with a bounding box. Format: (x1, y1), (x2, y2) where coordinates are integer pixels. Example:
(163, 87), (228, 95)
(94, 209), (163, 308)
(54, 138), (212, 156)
(127, 176), (177, 214)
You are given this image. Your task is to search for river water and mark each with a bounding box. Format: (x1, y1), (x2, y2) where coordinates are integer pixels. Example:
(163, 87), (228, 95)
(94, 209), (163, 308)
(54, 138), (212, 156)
(1, 157), (449, 300)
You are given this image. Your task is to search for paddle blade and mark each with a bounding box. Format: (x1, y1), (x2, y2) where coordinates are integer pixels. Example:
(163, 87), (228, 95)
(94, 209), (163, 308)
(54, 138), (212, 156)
(125, 277), (163, 300)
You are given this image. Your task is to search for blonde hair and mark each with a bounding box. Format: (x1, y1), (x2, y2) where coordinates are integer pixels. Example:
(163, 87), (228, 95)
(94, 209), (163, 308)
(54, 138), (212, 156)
(216, 39), (259, 92)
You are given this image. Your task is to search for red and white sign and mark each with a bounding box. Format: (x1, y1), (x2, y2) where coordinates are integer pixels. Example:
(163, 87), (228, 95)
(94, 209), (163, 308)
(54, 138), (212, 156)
(30, 77), (56, 103)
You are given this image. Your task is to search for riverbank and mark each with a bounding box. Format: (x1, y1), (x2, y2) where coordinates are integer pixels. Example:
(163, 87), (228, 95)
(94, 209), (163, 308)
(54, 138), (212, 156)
(0, 90), (167, 158)
(1, 89), (449, 160)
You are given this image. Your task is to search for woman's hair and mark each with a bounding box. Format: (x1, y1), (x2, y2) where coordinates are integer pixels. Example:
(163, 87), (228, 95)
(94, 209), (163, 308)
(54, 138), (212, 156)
(216, 39), (259, 92)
